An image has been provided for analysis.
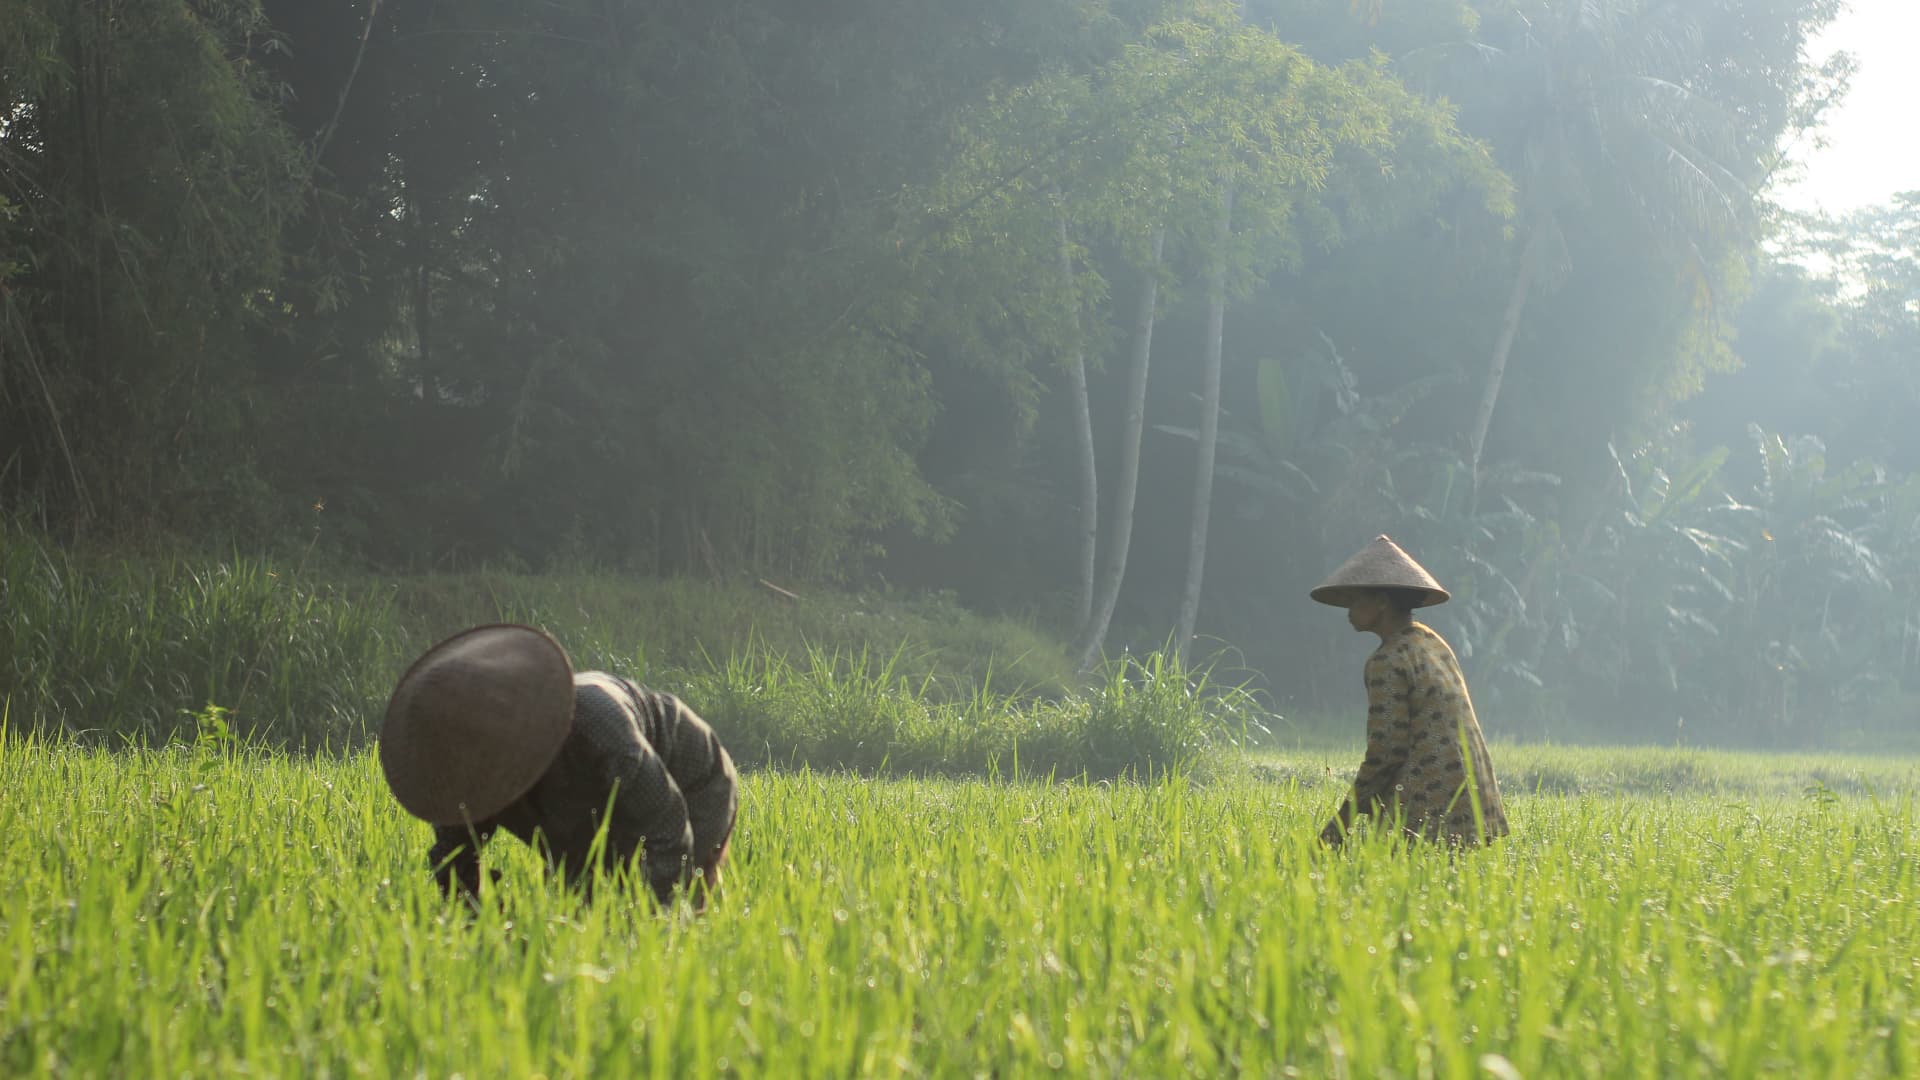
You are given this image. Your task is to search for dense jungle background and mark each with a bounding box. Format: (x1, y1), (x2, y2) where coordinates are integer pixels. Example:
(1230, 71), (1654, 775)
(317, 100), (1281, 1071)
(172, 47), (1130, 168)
(4, 0), (1916, 747)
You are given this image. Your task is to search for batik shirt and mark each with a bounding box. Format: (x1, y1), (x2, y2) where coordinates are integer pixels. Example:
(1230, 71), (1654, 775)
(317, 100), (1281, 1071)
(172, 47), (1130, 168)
(1332, 623), (1509, 845)
(428, 673), (738, 902)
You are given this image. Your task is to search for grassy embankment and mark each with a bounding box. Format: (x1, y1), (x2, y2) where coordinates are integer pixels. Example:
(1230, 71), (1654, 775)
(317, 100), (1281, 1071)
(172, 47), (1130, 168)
(0, 525), (1256, 776)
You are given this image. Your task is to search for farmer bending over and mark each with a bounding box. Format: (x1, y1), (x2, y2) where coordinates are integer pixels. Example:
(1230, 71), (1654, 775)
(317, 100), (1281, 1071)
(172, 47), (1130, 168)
(379, 624), (737, 906)
(1311, 535), (1509, 848)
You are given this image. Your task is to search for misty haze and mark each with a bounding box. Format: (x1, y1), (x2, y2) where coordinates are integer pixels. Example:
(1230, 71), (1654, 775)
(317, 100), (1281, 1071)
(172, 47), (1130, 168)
(2, 1), (1915, 1075)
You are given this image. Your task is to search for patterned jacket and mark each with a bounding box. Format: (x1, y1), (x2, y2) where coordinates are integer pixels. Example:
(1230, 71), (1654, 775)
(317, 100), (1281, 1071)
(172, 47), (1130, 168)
(428, 673), (737, 902)
(1329, 623), (1509, 845)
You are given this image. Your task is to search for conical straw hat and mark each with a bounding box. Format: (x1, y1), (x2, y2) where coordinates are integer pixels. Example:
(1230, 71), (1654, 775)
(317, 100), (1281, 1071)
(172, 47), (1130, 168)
(1310, 534), (1450, 608)
(379, 624), (575, 825)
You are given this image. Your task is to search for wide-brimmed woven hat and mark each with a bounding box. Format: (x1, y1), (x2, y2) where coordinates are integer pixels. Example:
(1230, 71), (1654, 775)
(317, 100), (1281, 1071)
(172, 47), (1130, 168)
(379, 624), (575, 825)
(1310, 534), (1450, 608)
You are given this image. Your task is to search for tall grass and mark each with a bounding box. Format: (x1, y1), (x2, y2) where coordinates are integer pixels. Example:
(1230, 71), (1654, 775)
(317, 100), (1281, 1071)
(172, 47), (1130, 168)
(689, 644), (1258, 778)
(1, 525), (1249, 774)
(4, 738), (1914, 1076)
(1, 526), (400, 748)
(390, 572), (1076, 693)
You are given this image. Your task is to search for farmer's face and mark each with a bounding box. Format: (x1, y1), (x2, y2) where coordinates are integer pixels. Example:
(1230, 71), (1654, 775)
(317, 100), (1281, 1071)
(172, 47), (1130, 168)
(1347, 592), (1387, 633)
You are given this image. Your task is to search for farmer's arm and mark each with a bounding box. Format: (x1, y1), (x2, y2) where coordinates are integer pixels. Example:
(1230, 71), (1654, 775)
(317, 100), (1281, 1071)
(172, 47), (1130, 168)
(635, 689), (739, 878)
(428, 822), (497, 898)
(570, 675), (700, 904)
(598, 738), (697, 904)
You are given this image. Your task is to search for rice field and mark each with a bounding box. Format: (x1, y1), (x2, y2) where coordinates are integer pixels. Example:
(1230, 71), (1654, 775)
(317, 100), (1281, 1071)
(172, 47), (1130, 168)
(4, 736), (1916, 1077)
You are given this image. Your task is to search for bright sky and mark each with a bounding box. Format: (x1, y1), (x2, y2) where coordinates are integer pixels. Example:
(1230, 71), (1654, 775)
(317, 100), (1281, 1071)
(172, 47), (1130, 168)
(1773, 2), (1920, 215)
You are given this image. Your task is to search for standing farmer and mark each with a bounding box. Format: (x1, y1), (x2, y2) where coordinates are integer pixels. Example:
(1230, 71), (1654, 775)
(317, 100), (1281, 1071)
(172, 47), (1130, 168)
(1312, 536), (1508, 847)
(379, 624), (738, 906)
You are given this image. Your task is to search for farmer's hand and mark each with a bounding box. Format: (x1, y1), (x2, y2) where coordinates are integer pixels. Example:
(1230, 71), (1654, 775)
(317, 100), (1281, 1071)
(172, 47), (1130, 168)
(691, 841), (729, 912)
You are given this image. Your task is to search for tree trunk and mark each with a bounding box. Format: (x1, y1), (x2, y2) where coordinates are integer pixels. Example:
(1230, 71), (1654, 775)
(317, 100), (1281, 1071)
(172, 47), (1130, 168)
(313, 0), (382, 164)
(1059, 211), (1097, 635)
(1467, 227), (1544, 501)
(1175, 188), (1233, 663)
(1075, 227), (1163, 672)
(413, 197), (435, 404)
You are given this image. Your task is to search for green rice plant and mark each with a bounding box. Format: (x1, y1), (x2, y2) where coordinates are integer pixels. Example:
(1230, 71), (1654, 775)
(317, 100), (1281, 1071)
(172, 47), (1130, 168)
(1250, 740), (1920, 806)
(3, 738), (1915, 1076)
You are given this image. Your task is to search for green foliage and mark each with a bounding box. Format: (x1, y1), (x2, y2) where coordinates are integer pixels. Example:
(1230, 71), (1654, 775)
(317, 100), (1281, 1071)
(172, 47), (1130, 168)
(1523, 423), (1913, 743)
(920, 3), (1506, 337)
(4, 741), (1918, 1074)
(391, 573), (1077, 699)
(682, 643), (1251, 778)
(1066, 647), (1267, 773)
(0, 0), (1897, 751)
(244, 0), (1095, 577)
(0, 0), (307, 538)
(1174, 272), (1920, 748)
(1762, 196), (1920, 469)
(1, 522), (1255, 776)
(0, 523), (399, 749)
